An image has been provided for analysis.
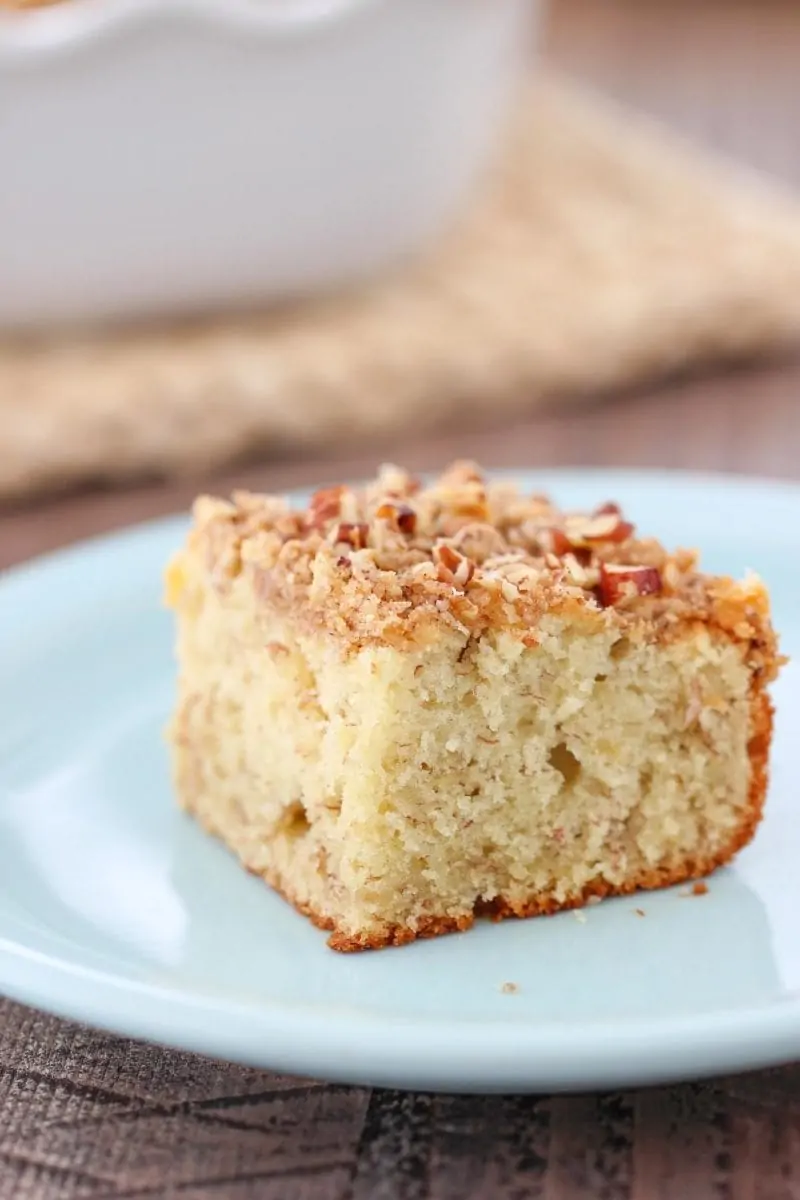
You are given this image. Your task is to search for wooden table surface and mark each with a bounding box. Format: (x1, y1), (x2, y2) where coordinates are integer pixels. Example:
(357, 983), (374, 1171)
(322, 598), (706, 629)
(2, 1), (800, 1197)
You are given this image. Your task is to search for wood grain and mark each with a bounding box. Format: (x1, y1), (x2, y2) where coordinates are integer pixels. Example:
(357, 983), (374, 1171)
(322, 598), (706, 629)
(1, 1), (799, 1197)
(0, 999), (799, 1200)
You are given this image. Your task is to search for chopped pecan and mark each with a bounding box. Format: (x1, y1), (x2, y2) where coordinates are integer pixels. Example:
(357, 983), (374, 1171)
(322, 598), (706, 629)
(538, 527), (572, 557)
(565, 512), (635, 547)
(375, 501), (417, 535)
(599, 563), (662, 606)
(329, 522), (369, 550)
(308, 485), (345, 529)
(434, 543), (475, 587)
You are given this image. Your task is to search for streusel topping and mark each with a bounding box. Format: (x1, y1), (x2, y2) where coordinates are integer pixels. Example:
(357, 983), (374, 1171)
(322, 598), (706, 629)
(180, 461), (778, 669)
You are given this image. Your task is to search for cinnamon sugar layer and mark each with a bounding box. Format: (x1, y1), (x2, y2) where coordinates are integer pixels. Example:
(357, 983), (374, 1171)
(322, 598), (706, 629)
(169, 460), (781, 677)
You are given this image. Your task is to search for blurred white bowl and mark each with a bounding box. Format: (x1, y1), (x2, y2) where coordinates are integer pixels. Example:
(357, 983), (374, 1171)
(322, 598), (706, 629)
(0, 0), (539, 330)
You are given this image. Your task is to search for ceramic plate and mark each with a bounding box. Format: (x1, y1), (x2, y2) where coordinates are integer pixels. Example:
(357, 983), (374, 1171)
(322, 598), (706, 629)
(1, 470), (798, 1093)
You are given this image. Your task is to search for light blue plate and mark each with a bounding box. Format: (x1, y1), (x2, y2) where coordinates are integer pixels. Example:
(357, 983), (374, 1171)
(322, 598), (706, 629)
(1, 469), (798, 1093)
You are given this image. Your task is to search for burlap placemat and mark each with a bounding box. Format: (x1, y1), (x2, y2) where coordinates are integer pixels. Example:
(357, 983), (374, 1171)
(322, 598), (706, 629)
(4, 74), (800, 503)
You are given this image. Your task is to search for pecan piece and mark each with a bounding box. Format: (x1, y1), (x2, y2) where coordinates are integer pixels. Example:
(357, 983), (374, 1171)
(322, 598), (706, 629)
(330, 522), (369, 550)
(565, 513), (635, 547)
(599, 563), (662, 606)
(308, 485), (345, 529)
(434, 543), (475, 587)
(375, 501), (417, 535)
(538, 527), (572, 557)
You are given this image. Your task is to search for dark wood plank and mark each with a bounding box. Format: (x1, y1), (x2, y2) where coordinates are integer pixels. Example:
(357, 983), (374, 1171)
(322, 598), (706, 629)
(427, 1094), (549, 1200)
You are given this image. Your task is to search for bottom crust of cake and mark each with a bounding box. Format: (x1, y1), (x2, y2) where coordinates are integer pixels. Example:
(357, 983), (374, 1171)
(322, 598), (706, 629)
(184, 685), (772, 953)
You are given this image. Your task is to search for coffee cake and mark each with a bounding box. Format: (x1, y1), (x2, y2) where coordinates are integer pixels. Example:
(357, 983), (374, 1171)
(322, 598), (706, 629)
(165, 462), (781, 950)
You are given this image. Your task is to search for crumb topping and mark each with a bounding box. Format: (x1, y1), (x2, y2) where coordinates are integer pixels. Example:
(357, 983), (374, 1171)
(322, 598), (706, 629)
(180, 460), (780, 672)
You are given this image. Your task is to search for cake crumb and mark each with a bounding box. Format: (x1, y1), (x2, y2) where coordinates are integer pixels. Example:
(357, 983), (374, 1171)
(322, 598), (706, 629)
(573, 910), (588, 924)
(500, 981), (519, 995)
(633, 907), (646, 917)
(692, 881), (709, 896)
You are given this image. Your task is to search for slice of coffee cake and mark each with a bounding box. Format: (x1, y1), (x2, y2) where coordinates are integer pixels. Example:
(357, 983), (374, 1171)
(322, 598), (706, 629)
(165, 462), (781, 950)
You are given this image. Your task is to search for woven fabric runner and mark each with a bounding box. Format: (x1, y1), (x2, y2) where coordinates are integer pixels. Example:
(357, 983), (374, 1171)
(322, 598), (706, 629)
(4, 74), (800, 502)
(0, 998), (798, 1199)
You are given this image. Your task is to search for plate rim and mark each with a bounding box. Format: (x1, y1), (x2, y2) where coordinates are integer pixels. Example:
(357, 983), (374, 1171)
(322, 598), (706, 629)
(0, 930), (798, 1093)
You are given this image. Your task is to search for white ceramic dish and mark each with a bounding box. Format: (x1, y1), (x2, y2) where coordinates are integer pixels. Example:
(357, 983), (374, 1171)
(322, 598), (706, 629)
(0, 0), (538, 330)
(0, 469), (798, 1093)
